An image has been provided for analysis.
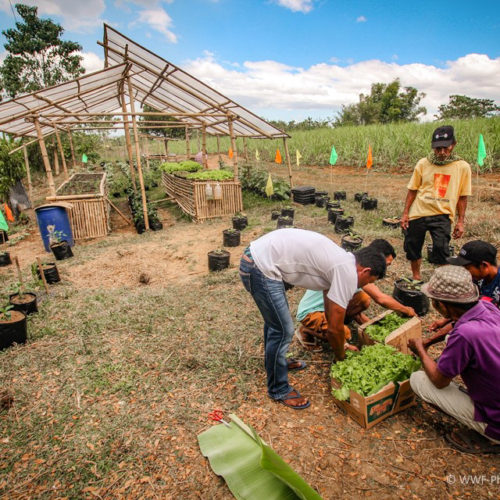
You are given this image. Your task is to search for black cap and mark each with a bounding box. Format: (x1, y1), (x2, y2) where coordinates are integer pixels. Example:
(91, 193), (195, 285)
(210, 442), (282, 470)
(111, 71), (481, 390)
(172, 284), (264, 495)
(447, 240), (497, 266)
(431, 125), (456, 148)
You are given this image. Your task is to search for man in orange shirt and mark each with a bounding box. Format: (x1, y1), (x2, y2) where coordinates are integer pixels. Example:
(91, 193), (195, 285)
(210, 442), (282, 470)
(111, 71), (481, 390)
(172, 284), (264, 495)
(401, 126), (471, 281)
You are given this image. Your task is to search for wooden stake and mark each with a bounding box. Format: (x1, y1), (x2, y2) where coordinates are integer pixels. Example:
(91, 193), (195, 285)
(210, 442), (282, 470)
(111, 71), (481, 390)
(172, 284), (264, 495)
(228, 118), (238, 181)
(106, 197), (133, 225)
(22, 146), (33, 205)
(121, 86), (138, 192)
(53, 149), (60, 176)
(127, 76), (149, 230)
(202, 125), (208, 169)
(185, 126), (190, 160)
(243, 137), (248, 162)
(14, 256), (23, 289)
(282, 137), (294, 188)
(54, 125), (69, 179)
(34, 117), (56, 197)
(66, 127), (76, 168)
(164, 138), (169, 156)
(36, 257), (50, 295)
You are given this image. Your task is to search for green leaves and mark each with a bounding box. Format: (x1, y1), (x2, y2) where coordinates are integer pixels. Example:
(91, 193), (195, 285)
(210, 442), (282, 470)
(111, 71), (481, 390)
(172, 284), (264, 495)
(330, 344), (421, 400)
(186, 170), (234, 181)
(364, 313), (408, 342)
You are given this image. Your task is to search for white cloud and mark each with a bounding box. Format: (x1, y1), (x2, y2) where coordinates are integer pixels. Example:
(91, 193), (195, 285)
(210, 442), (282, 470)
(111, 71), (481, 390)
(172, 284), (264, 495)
(136, 7), (177, 43)
(183, 53), (500, 120)
(274, 0), (314, 14)
(79, 51), (105, 74)
(0, 0), (106, 32)
(356, 15), (367, 22)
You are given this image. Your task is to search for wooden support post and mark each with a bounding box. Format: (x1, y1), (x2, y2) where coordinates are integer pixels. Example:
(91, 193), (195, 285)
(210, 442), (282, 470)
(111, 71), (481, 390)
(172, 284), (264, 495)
(282, 137), (294, 188)
(54, 126), (68, 179)
(36, 257), (50, 295)
(22, 146), (33, 204)
(185, 126), (190, 160)
(228, 118), (238, 181)
(66, 127), (76, 168)
(197, 130), (201, 152)
(127, 76), (149, 231)
(202, 125), (208, 169)
(53, 149), (60, 176)
(121, 87), (137, 192)
(243, 137), (248, 162)
(34, 118), (56, 197)
(164, 138), (169, 156)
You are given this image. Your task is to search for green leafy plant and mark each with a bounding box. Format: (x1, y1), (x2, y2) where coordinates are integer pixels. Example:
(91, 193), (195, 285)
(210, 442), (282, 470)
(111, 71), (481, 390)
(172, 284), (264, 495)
(364, 313), (409, 342)
(186, 170), (234, 181)
(0, 304), (14, 321)
(330, 344), (421, 401)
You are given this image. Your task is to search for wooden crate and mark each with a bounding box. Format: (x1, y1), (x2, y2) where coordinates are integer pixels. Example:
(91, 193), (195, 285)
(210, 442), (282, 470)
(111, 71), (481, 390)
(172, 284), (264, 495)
(47, 173), (110, 240)
(162, 172), (243, 221)
(358, 310), (422, 355)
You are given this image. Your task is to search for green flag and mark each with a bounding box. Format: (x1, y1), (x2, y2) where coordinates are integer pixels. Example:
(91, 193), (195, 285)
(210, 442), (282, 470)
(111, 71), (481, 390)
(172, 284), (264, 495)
(0, 209), (8, 233)
(329, 145), (338, 166)
(477, 134), (486, 167)
(82, 153), (88, 163)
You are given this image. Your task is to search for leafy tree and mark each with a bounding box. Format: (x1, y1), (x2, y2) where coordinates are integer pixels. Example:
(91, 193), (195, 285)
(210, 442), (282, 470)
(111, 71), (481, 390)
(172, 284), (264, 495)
(0, 138), (24, 200)
(0, 4), (84, 98)
(435, 95), (499, 120)
(140, 105), (185, 139)
(335, 79), (426, 126)
(267, 117), (332, 131)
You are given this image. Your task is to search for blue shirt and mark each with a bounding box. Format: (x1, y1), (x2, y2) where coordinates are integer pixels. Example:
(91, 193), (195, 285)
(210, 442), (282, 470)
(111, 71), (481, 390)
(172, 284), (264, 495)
(478, 268), (500, 307)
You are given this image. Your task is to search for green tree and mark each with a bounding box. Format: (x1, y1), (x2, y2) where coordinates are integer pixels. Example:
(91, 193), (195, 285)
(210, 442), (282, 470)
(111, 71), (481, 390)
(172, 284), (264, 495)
(0, 4), (84, 98)
(335, 79), (426, 126)
(435, 95), (499, 120)
(0, 138), (24, 200)
(140, 105), (185, 139)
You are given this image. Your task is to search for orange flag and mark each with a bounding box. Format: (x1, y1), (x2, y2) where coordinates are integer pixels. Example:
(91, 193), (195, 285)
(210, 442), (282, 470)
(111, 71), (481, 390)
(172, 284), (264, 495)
(228, 148), (233, 159)
(275, 149), (282, 164)
(3, 204), (14, 222)
(366, 145), (373, 169)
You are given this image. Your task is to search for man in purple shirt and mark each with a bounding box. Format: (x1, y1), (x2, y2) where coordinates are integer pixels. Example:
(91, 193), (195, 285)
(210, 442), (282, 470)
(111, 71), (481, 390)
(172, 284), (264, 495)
(408, 265), (500, 452)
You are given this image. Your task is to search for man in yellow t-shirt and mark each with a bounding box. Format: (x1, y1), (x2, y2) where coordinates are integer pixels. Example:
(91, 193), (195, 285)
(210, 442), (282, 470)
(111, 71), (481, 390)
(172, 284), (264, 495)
(401, 125), (472, 281)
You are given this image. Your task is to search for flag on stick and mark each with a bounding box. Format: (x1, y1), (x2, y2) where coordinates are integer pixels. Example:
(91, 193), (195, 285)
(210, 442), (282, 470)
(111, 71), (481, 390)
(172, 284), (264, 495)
(228, 148), (234, 159)
(329, 145), (338, 166)
(296, 149), (302, 167)
(3, 203), (14, 222)
(0, 208), (8, 232)
(82, 153), (88, 164)
(275, 149), (282, 164)
(366, 145), (373, 169)
(477, 134), (487, 167)
(255, 149), (260, 162)
(265, 173), (274, 197)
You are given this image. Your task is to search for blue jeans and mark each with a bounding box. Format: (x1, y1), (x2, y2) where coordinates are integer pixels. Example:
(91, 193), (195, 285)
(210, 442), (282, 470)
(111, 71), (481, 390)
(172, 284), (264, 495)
(239, 252), (294, 399)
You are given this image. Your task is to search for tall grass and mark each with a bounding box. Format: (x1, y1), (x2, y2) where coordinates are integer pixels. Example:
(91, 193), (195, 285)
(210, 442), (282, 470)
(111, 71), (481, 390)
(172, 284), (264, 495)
(141, 117), (499, 172)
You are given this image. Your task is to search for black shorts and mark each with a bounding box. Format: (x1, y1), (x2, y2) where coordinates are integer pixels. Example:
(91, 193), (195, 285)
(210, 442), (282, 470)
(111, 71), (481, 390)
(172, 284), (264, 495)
(404, 214), (451, 263)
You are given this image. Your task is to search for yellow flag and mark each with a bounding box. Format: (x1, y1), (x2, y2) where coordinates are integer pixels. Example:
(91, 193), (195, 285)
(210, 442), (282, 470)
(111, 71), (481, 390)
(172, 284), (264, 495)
(265, 173), (274, 197)
(228, 148), (233, 159)
(275, 149), (282, 164)
(296, 149), (302, 167)
(255, 149), (260, 161)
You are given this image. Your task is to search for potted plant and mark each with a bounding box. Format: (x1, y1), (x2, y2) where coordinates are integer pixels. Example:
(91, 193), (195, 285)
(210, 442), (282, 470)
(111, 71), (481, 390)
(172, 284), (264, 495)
(335, 215), (354, 234)
(315, 195), (329, 208)
(232, 213), (248, 231)
(223, 228), (241, 247)
(361, 197), (378, 210)
(382, 217), (401, 229)
(147, 205), (163, 231)
(0, 305), (27, 350)
(9, 283), (37, 316)
(208, 249), (230, 271)
(271, 210), (281, 220)
(341, 232), (363, 252)
(326, 201), (341, 210)
(33, 261), (60, 284)
(393, 278), (429, 316)
(277, 215), (294, 229)
(0, 251), (11, 267)
(328, 207), (344, 224)
(49, 229), (73, 261)
(281, 206), (295, 218)
(0, 230), (8, 243)
(333, 191), (346, 200)
(354, 192), (368, 202)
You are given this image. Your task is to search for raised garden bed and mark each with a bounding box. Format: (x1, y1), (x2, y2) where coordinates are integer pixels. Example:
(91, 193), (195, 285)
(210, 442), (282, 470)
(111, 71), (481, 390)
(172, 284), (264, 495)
(48, 173), (109, 240)
(162, 172), (243, 221)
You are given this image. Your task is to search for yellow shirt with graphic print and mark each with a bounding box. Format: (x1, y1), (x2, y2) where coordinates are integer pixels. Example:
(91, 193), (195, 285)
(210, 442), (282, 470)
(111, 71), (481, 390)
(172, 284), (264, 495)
(407, 157), (471, 221)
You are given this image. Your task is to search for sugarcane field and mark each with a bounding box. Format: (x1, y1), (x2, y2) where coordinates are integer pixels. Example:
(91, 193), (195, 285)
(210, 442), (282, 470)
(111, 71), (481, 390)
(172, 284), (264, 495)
(0, 3), (499, 500)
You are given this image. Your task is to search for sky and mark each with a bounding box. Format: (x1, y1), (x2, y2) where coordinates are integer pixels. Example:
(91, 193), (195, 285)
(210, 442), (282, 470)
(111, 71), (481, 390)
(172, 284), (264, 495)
(0, 0), (499, 122)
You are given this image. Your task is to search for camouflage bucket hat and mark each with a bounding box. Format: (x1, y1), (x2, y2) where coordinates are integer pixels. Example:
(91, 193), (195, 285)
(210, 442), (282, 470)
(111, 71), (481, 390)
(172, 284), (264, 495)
(421, 265), (479, 303)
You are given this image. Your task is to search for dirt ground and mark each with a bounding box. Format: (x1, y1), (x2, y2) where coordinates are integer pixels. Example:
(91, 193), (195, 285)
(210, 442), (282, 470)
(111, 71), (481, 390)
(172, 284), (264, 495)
(1, 163), (499, 499)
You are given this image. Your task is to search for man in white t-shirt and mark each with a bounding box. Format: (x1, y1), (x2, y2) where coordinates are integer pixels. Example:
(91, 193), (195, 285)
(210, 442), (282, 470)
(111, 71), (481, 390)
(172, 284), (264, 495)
(239, 228), (387, 410)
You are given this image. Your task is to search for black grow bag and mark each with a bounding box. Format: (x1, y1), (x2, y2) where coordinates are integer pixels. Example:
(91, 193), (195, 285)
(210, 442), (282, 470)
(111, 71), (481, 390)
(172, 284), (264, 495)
(223, 229), (241, 247)
(335, 216), (354, 234)
(354, 192), (368, 202)
(382, 218), (401, 229)
(277, 216), (294, 229)
(326, 201), (341, 210)
(36, 263), (60, 284)
(333, 191), (346, 200)
(392, 279), (429, 316)
(9, 293), (38, 316)
(281, 207), (295, 218)
(0, 252), (11, 267)
(0, 310), (27, 350)
(315, 196), (329, 208)
(135, 220), (146, 234)
(232, 216), (248, 231)
(0, 230), (8, 243)
(328, 208), (344, 224)
(208, 250), (230, 271)
(50, 241), (73, 261)
(271, 210), (281, 220)
(361, 198), (378, 210)
(341, 235), (363, 252)
(149, 218), (163, 231)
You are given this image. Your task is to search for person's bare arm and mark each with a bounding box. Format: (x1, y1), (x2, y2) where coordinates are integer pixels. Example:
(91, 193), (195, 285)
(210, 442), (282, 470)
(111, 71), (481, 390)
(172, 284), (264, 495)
(408, 338), (452, 389)
(401, 189), (417, 230)
(453, 195), (468, 239)
(324, 291), (347, 361)
(363, 283), (416, 316)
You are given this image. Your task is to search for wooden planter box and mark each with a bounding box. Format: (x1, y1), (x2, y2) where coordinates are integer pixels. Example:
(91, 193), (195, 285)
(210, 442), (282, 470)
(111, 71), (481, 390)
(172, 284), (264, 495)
(47, 173), (110, 240)
(358, 310), (422, 355)
(162, 172), (243, 221)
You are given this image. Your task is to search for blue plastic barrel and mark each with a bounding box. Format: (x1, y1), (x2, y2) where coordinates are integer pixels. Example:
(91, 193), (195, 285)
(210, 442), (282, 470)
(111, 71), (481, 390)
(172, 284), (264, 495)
(35, 204), (74, 252)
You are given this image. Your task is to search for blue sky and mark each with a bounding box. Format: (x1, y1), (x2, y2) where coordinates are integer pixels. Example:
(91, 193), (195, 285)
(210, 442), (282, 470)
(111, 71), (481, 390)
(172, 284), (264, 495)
(0, 0), (499, 121)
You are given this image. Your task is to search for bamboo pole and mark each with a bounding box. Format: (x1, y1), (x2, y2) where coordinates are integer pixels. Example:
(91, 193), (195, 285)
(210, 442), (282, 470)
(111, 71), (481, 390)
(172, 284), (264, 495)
(33, 118), (56, 197)
(66, 127), (76, 168)
(201, 125), (208, 169)
(164, 138), (169, 156)
(53, 149), (60, 176)
(216, 135), (221, 164)
(120, 87), (138, 193)
(185, 126), (190, 159)
(283, 137), (294, 188)
(22, 146), (33, 204)
(228, 118), (238, 180)
(36, 257), (50, 295)
(8, 133), (55, 155)
(106, 197), (133, 225)
(243, 137), (248, 162)
(127, 76), (149, 231)
(54, 125), (68, 179)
